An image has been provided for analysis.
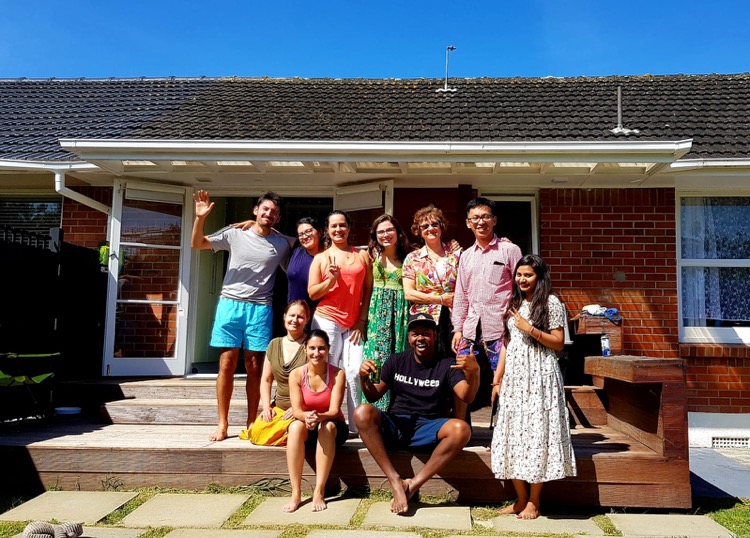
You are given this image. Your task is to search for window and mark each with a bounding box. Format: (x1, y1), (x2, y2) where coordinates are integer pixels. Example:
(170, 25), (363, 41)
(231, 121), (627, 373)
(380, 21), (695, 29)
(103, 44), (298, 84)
(679, 196), (750, 343)
(488, 195), (538, 255)
(0, 195), (62, 236)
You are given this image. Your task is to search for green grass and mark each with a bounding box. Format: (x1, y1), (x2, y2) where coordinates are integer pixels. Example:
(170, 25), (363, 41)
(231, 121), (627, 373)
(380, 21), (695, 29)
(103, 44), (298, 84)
(700, 497), (750, 538)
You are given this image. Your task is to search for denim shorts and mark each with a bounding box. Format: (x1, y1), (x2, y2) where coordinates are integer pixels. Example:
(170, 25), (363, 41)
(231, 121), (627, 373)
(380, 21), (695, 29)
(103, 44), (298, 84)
(379, 412), (450, 450)
(210, 297), (272, 351)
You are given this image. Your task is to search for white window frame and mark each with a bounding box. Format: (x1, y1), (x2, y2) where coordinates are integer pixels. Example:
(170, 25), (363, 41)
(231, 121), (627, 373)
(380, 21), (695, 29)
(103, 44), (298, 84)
(677, 191), (750, 344)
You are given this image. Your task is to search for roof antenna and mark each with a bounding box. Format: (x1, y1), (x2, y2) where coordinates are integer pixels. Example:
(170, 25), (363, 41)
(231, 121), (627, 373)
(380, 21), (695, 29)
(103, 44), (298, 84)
(610, 85), (639, 135)
(436, 46), (457, 93)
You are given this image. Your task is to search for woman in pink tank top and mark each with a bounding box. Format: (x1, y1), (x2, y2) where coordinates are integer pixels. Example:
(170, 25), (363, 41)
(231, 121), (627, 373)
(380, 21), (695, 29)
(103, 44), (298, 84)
(308, 210), (373, 434)
(285, 329), (348, 513)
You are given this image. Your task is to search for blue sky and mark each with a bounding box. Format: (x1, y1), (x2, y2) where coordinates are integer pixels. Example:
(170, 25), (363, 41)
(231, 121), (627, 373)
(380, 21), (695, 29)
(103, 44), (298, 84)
(1, 0), (748, 79)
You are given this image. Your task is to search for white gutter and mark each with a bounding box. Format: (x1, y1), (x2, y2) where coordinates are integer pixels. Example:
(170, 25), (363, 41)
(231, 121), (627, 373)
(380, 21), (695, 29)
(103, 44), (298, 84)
(670, 158), (750, 171)
(0, 159), (111, 216)
(53, 170), (111, 216)
(59, 138), (694, 163)
(0, 159), (98, 170)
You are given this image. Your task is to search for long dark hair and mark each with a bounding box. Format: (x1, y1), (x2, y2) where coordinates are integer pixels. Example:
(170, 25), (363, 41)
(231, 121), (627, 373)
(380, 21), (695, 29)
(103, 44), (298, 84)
(367, 214), (412, 260)
(321, 210), (352, 249)
(305, 329), (330, 348)
(504, 254), (556, 345)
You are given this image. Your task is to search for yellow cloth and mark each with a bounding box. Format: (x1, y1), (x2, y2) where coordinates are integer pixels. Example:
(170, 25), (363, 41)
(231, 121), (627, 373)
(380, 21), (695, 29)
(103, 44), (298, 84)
(242, 406), (294, 446)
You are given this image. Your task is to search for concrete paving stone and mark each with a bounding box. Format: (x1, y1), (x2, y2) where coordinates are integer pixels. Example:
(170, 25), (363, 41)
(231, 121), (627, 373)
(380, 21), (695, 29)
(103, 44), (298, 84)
(121, 493), (249, 528)
(716, 448), (750, 468)
(362, 502), (471, 531)
(0, 491), (138, 524)
(14, 528), (145, 538)
(490, 514), (605, 536)
(608, 513), (735, 538)
(309, 531), (421, 538)
(80, 528), (146, 538)
(242, 497), (361, 527)
(164, 530), (282, 538)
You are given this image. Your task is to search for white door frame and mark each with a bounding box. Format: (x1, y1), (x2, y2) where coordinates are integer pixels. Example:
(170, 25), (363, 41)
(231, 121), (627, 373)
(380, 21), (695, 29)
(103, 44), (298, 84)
(102, 179), (193, 376)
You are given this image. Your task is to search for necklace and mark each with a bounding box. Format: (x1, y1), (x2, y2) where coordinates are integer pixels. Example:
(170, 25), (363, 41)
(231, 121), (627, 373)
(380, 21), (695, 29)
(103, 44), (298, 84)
(282, 336), (304, 366)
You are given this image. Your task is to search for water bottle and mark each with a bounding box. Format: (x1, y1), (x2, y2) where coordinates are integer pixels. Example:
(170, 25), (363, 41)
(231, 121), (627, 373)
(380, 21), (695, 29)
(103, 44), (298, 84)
(600, 334), (611, 357)
(370, 357), (381, 384)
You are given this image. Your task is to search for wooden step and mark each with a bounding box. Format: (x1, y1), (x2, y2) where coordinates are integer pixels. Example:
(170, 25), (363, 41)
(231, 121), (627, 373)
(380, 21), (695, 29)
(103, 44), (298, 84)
(101, 398), (249, 425)
(58, 378), (247, 403)
(0, 420), (691, 508)
(101, 398), (359, 426)
(565, 385), (607, 427)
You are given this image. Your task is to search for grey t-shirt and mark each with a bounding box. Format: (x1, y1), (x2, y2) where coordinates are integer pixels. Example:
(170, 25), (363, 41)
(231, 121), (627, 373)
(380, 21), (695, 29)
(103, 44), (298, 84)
(207, 226), (291, 304)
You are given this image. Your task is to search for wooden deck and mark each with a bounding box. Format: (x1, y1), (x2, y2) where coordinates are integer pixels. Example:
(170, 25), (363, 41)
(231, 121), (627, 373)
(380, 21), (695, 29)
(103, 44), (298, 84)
(0, 418), (687, 508)
(0, 356), (692, 509)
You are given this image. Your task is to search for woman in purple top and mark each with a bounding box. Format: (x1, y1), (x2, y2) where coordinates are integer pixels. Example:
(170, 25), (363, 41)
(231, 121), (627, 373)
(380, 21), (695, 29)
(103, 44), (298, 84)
(232, 216), (322, 316)
(287, 217), (322, 316)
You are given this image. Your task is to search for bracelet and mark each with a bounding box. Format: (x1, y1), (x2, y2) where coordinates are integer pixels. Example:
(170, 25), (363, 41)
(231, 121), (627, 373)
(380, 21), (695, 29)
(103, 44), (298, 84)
(535, 328), (542, 340)
(439, 294), (444, 305)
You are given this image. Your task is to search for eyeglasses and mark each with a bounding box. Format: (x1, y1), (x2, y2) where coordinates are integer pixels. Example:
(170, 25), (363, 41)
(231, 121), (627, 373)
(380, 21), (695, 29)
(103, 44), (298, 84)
(419, 221), (441, 231)
(297, 229), (316, 239)
(467, 214), (494, 224)
(376, 227), (396, 237)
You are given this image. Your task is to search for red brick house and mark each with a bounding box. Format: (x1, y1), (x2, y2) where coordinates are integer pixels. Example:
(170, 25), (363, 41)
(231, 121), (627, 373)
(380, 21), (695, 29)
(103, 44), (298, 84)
(1, 75), (748, 443)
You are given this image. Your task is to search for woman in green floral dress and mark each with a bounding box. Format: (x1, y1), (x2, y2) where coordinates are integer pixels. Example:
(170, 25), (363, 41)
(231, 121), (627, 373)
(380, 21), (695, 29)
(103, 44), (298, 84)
(362, 214), (413, 410)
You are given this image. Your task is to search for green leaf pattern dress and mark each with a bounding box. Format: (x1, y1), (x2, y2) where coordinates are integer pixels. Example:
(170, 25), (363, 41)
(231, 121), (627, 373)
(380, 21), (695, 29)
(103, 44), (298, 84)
(362, 258), (409, 410)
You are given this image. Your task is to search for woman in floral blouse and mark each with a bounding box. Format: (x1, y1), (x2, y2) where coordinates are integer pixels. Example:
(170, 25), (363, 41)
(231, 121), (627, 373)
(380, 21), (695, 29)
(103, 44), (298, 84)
(403, 204), (462, 361)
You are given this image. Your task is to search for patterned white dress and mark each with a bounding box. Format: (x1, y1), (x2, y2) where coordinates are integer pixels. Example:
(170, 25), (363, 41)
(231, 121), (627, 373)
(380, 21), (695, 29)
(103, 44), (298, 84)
(491, 295), (577, 483)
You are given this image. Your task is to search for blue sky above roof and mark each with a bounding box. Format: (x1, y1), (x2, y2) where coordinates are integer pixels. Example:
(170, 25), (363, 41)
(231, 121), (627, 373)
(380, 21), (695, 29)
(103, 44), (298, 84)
(1, 0), (748, 79)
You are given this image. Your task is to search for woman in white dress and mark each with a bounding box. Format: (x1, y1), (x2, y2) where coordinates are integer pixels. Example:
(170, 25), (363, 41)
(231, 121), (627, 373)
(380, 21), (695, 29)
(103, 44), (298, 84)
(490, 254), (576, 519)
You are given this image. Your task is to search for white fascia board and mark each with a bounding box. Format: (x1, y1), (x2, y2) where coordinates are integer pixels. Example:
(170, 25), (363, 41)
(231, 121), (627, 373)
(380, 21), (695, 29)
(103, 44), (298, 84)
(59, 138), (694, 163)
(0, 159), (98, 171)
(671, 158), (750, 171)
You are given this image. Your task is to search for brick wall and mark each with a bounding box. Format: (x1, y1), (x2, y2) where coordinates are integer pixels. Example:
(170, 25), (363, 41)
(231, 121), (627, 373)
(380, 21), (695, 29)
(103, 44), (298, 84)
(681, 345), (750, 413)
(540, 188), (679, 358)
(61, 186), (111, 248)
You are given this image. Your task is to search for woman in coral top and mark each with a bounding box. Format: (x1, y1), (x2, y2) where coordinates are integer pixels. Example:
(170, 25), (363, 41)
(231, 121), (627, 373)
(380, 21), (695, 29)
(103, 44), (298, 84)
(285, 329), (347, 513)
(308, 210), (373, 433)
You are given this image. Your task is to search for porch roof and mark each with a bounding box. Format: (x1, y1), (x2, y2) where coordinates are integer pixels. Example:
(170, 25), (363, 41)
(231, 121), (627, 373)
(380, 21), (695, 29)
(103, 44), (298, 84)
(55, 138), (693, 190)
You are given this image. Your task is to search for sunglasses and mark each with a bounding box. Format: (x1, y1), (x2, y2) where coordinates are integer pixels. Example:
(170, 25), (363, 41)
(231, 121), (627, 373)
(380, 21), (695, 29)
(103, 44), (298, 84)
(419, 221), (441, 231)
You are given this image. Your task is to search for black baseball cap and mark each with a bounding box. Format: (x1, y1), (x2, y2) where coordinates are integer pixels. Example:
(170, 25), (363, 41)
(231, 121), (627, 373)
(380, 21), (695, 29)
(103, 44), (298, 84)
(407, 312), (437, 331)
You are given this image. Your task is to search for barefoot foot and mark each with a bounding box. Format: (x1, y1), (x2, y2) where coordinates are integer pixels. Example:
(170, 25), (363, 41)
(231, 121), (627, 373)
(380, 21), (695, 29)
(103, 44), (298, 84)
(498, 499), (527, 515)
(311, 493), (327, 512)
(403, 478), (419, 500)
(282, 496), (302, 513)
(517, 501), (540, 520)
(209, 426), (228, 441)
(390, 479), (410, 514)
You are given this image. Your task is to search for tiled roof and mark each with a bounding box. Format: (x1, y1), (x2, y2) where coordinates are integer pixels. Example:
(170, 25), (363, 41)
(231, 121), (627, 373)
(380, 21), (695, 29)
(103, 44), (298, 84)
(1, 74), (750, 161)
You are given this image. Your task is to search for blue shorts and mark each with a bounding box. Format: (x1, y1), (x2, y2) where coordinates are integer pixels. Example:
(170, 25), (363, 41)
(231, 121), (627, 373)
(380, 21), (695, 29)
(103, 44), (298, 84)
(379, 412), (449, 450)
(210, 297), (273, 352)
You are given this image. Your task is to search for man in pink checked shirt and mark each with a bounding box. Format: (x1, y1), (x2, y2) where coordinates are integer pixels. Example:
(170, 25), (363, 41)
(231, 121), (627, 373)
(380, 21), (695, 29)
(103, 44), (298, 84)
(451, 197), (523, 417)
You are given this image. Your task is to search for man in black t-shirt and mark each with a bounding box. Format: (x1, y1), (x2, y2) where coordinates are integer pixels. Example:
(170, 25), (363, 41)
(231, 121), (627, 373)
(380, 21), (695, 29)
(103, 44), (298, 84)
(355, 312), (480, 514)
